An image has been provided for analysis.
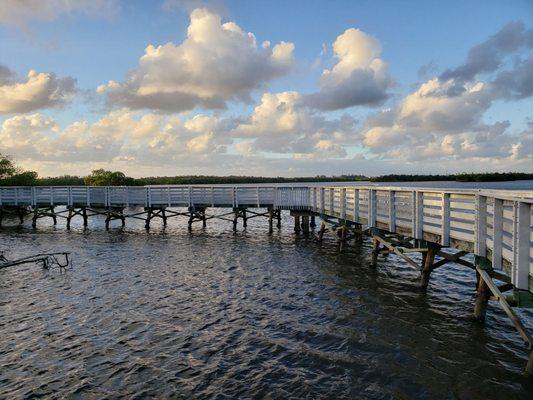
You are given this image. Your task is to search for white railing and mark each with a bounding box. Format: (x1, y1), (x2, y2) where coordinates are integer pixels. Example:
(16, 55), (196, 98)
(310, 186), (533, 292)
(0, 184), (531, 291)
(0, 186), (311, 210)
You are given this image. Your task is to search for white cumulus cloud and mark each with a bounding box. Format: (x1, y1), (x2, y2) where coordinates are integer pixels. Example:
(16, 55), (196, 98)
(98, 8), (295, 113)
(304, 28), (392, 110)
(0, 66), (76, 114)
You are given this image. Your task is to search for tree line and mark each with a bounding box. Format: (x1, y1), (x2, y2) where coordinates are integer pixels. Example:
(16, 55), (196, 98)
(0, 153), (531, 186)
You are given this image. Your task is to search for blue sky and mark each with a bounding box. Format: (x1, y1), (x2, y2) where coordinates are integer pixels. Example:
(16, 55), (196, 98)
(0, 0), (532, 177)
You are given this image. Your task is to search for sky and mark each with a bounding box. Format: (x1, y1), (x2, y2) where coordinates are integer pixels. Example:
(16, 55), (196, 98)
(0, 0), (532, 178)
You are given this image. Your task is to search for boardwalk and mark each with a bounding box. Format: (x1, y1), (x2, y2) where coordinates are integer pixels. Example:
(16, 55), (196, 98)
(1, 184), (532, 372)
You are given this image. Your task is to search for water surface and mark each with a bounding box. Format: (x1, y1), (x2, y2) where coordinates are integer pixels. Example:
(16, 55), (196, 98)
(1, 209), (532, 399)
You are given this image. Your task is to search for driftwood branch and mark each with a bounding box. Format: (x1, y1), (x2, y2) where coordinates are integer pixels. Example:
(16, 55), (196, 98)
(0, 251), (71, 270)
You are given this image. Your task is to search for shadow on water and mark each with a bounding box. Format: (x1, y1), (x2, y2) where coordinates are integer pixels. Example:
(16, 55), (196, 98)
(0, 210), (532, 399)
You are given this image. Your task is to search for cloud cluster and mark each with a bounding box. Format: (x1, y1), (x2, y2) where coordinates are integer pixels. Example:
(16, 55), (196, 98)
(97, 8), (294, 112)
(0, 0), (119, 27)
(0, 66), (76, 114)
(1, 9), (531, 176)
(304, 28), (392, 110)
(232, 91), (355, 157)
(360, 21), (533, 166)
(439, 21), (532, 82)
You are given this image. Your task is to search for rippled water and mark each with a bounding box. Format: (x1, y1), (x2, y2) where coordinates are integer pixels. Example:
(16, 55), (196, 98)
(1, 210), (532, 399)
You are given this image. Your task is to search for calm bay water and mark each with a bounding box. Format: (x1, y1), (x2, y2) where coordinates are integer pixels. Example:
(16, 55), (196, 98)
(1, 182), (533, 399)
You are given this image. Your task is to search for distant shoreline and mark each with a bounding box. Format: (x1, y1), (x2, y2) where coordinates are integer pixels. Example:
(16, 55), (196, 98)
(1, 172), (531, 186)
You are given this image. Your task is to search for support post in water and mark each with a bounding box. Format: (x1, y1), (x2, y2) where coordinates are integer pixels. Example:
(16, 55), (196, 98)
(527, 351), (533, 376)
(188, 207), (207, 231)
(338, 225), (348, 252)
(268, 208), (274, 232)
(473, 256), (493, 321)
(105, 207), (125, 230)
(294, 215), (301, 233)
(145, 207), (167, 230)
(0, 206), (27, 226)
(419, 243), (440, 290)
(310, 215), (316, 228)
(67, 207), (88, 229)
(301, 216), (310, 234)
(32, 206), (57, 228)
(371, 237), (380, 267)
(232, 208), (247, 231)
(317, 221), (326, 242)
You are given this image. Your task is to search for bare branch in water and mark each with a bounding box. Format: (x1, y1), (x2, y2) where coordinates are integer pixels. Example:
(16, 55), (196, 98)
(0, 252), (71, 270)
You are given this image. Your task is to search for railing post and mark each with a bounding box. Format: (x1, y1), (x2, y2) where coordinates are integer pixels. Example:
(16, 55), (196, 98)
(441, 193), (450, 246)
(50, 186), (54, 206)
(475, 195), (487, 257)
(492, 198), (503, 270)
(320, 188), (325, 214)
(147, 187), (152, 207)
(369, 189), (376, 227)
(167, 186), (171, 207)
(86, 187), (90, 207)
(513, 201), (529, 290)
(329, 188), (334, 214)
(30, 187), (35, 207)
(188, 186), (192, 208)
(340, 188), (346, 220)
(353, 188), (359, 222)
(388, 190), (395, 232)
(415, 191), (424, 239)
(68, 187), (72, 207)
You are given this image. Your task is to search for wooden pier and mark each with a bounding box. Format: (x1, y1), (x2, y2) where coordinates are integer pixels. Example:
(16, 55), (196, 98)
(0, 184), (532, 373)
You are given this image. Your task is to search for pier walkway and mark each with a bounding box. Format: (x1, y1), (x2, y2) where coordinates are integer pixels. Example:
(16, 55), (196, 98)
(1, 184), (532, 372)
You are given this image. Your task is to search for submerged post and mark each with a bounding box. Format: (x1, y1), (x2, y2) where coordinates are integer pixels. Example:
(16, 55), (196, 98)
(371, 237), (380, 267)
(301, 216), (310, 234)
(294, 215), (301, 233)
(419, 244), (439, 289)
(473, 256), (493, 321)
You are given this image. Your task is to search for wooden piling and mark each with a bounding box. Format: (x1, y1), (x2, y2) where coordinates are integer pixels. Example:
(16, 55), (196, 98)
(371, 237), (380, 267)
(0, 206), (27, 226)
(419, 245), (438, 289)
(310, 215), (316, 228)
(317, 222), (326, 242)
(66, 207), (89, 229)
(473, 277), (492, 321)
(105, 208), (125, 230)
(294, 215), (301, 233)
(339, 226), (348, 252)
(32, 206), (57, 228)
(527, 351), (533, 376)
(301, 216), (310, 234)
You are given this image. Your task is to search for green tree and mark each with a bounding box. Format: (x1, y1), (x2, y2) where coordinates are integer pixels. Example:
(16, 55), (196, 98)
(0, 153), (17, 179)
(0, 154), (38, 186)
(84, 169), (134, 186)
